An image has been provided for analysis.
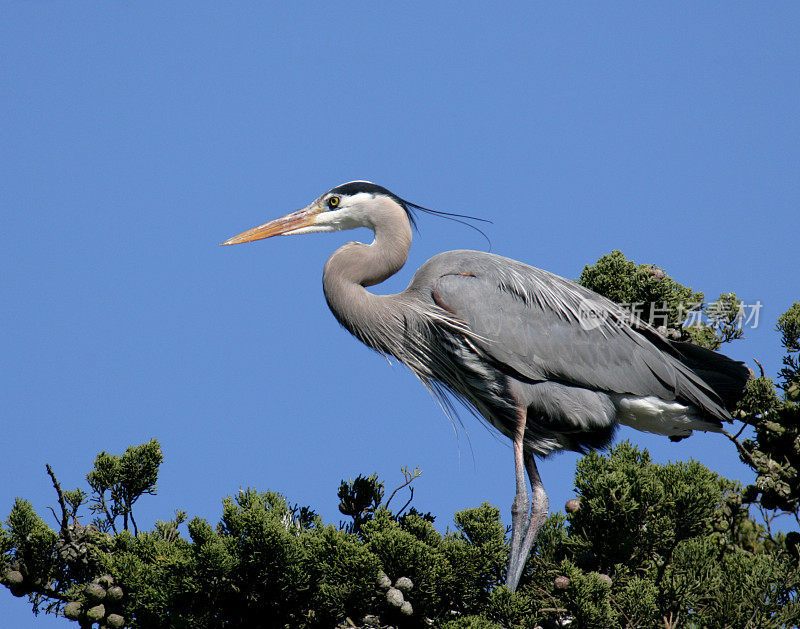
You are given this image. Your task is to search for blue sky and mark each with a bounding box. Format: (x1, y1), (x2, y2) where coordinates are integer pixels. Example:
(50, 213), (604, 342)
(2, 3), (798, 625)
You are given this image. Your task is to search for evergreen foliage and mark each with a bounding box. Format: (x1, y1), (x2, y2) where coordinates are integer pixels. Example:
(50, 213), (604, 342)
(577, 250), (704, 337)
(577, 249), (745, 349)
(3, 441), (798, 627)
(734, 302), (800, 531)
(3, 252), (798, 627)
(86, 440), (163, 536)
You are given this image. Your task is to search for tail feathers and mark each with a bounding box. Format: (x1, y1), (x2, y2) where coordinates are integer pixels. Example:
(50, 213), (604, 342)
(668, 340), (751, 410)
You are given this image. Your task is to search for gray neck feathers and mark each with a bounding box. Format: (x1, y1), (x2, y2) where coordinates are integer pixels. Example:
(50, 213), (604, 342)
(322, 197), (413, 354)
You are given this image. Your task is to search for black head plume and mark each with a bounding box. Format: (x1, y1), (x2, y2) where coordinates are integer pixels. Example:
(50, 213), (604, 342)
(399, 197), (493, 249)
(328, 181), (492, 248)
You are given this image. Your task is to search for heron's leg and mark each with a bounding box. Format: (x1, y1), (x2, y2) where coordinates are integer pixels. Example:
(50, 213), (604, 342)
(506, 406), (530, 591)
(508, 451), (549, 589)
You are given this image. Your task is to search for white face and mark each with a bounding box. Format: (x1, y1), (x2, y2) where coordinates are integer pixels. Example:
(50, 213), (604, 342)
(287, 191), (379, 235)
(221, 183), (403, 246)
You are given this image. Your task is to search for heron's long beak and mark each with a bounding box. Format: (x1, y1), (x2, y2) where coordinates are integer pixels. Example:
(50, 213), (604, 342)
(220, 207), (319, 245)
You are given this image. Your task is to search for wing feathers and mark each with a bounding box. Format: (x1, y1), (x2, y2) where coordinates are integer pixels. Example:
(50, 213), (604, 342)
(425, 251), (747, 423)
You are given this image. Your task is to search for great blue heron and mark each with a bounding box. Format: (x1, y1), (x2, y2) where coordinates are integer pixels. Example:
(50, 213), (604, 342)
(222, 181), (749, 591)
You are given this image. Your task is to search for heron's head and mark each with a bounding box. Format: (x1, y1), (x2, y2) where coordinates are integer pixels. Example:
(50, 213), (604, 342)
(221, 181), (413, 246)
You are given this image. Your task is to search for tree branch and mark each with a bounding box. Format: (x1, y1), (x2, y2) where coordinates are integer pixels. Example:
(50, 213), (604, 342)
(610, 593), (637, 629)
(95, 491), (117, 535)
(129, 508), (139, 536)
(45, 464), (69, 536)
(722, 429), (759, 469)
(396, 487), (414, 518)
(385, 467), (421, 510)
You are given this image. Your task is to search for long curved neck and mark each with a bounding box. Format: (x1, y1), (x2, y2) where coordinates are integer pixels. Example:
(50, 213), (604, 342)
(322, 199), (412, 352)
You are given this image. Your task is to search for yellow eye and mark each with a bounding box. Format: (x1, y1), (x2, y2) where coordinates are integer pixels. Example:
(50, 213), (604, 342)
(328, 196), (340, 208)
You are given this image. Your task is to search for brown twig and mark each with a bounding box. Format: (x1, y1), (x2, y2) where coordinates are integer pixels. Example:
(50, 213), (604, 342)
(45, 464), (69, 536)
(27, 580), (71, 604)
(610, 593), (636, 628)
(722, 429), (759, 469)
(662, 612), (681, 629)
(130, 508), (139, 536)
(536, 586), (566, 625)
(396, 487), (415, 518)
(385, 467), (421, 510)
(757, 504), (776, 541)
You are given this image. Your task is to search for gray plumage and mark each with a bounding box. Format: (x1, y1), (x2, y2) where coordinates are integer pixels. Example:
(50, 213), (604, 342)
(222, 181), (750, 590)
(414, 250), (747, 454)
